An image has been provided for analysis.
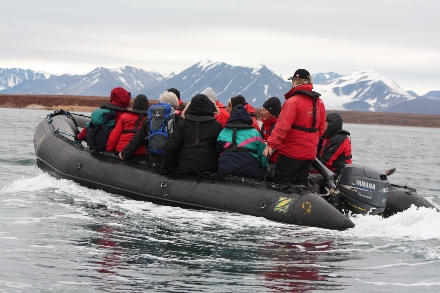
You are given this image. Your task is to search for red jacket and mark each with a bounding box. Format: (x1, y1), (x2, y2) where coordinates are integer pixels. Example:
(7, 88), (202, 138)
(244, 103), (261, 132)
(106, 112), (147, 155)
(77, 110), (125, 141)
(215, 101), (230, 128)
(260, 117), (279, 163)
(267, 84), (326, 160)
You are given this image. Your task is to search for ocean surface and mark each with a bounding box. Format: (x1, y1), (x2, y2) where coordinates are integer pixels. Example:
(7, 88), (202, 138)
(1, 107), (439, 293)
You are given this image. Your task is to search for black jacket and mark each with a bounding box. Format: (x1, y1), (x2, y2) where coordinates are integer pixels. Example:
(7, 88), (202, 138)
(162, 114), (222, 172)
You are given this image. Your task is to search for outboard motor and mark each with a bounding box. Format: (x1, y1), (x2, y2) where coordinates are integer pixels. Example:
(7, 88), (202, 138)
(336, 164), (389, 215)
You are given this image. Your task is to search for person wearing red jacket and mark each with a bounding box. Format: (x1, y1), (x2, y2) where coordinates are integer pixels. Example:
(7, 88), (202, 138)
(201, 87), (230, 128)
(106, 94), (149, 156)
(230, 95), (261, 132)
(318, 113), (352, 174)
(76, 87), (131, 142)
(260, 97), (281, 164)
(264, 69), (326, 188)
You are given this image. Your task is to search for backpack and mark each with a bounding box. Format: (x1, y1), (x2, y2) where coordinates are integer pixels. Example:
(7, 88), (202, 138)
(86, 109), (116, 151)
(147, 102), (176, 155)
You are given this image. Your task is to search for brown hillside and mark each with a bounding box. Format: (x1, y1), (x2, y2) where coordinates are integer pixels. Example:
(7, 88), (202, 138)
(1, 94), (439, 128)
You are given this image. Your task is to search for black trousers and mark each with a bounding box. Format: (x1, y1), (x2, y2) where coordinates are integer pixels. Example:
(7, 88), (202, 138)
(273, 154), (313, 186)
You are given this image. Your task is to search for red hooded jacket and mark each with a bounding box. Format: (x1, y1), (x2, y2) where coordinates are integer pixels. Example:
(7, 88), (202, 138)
(267, 84), (326, 160)
(214, 100), (230, 128)
(106, 112), (147, 155)
(244, 103), (261, 132)
(76, 87), (131, 141)
(260, 117), (279, 163)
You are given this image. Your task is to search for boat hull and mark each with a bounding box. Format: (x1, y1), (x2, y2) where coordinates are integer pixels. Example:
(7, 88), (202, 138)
(34, 113), (355, 231)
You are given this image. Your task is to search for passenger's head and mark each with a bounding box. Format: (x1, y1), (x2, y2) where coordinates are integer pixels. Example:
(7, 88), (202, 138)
(227, 98), (232, 113)
(201, 87), (217, 103)
(261, 97), (281, 119)
(166, 88), (181, 101)
(133, 94), (149, 111)
(288, 69), (312, 88)
(228, 104), (253, 125)
(185, 94), (217, 117)
(110, 87), (131, 108)
(159, 90), (179, 109)
(324, 113), (343, 138)
(230, 95), (247, 109)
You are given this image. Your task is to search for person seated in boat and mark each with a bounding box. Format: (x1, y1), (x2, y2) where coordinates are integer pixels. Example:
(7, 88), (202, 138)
(318, 113), (352, 174)
(260, 97), (282, 164)
(119, 90), (181, 162)
(226, 98), (232, 114)
(161, 94), (223, 173)
(217, 104), (268, 179)
(75, 87), (131, 151)
(260, 97), (282, 179)
(106, 94), (149, 157)
(201, 87), (230, 128)
(166, 87), (185, 114)
(230, 95), (261, 131)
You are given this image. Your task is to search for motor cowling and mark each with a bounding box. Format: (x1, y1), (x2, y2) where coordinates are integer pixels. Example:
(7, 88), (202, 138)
(336, 164), (389, 215)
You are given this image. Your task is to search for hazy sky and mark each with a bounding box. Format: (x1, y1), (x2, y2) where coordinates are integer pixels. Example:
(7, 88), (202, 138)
(1, 0), (439, 95)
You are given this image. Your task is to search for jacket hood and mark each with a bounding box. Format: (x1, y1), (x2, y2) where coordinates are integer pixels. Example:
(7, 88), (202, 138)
(110, 87), (131, 108)
(185, 94), (217, 116)
(200, 87), (217, 102)
(227, 104), (253, 125)
(324, 113), (343, 138)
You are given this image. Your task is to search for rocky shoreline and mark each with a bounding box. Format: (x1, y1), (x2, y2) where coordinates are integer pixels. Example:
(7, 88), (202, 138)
(1, 94), (439, 128)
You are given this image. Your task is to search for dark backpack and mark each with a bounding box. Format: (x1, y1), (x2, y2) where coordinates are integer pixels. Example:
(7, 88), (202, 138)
(86, 109), (116, 151)
(147, 102), (175, 155)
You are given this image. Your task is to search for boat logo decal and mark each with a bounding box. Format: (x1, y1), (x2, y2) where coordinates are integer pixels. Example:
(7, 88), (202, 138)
(301, 202), (312, 215)
(36, 134), (46, 146)
(274, 197), (293, 213)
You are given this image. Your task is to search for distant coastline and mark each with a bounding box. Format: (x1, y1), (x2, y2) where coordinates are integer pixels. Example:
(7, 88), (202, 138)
(1, 94), (439, 128)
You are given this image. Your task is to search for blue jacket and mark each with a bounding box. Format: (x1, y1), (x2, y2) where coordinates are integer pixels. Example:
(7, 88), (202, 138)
(217, 105), (268, 179)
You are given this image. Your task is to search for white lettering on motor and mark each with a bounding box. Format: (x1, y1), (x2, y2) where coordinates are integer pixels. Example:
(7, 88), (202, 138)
(356, 179), (376, 190)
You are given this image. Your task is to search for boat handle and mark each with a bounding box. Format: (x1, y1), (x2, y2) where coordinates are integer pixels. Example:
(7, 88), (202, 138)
(161, 182), (168, 188)
(75, 163), (81, 169)
(260, 202), (267, 208)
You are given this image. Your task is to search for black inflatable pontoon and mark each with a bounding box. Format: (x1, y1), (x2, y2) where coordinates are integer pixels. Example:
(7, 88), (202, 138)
(33, 110), (436, 230)
(34, 111), (355, 231)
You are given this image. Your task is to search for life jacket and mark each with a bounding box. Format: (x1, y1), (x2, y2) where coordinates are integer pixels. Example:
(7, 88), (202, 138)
(290, 90), (321, 133)
(223, 122), (257, 154)
(86, 109), (116, 151)
(147, 102), (175, 155)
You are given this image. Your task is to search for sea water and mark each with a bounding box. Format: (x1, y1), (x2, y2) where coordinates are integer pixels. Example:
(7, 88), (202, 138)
(0, 108), (439, 292)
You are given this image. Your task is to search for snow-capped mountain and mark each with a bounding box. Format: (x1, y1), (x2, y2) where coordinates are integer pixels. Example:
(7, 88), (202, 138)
(142, 59), (290, 106)
(0, 68), (49, 91)
(1, 63), (439, 114)
(311, 72), (342, 85)
(423, 91), (440, 100)
(314, 70), (416, 112)
(0, 66), (164, 96)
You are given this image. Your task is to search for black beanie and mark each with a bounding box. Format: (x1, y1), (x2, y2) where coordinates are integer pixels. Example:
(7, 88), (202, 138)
(186, 94), (216, 116)
(230, 95), (247, 108)
(262, 97), (281, 116)
(133, 94), (149, 111)
(167, 88), (181, 100)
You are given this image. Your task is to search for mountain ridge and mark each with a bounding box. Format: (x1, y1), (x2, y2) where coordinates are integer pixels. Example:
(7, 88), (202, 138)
(1, 61), (439, 114)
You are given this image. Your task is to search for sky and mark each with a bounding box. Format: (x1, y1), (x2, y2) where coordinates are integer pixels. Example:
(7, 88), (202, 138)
(1, 0), (439, 95)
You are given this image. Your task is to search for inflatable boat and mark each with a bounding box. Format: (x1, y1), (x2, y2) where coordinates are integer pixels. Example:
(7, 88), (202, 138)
(33, 110), (435, 230)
